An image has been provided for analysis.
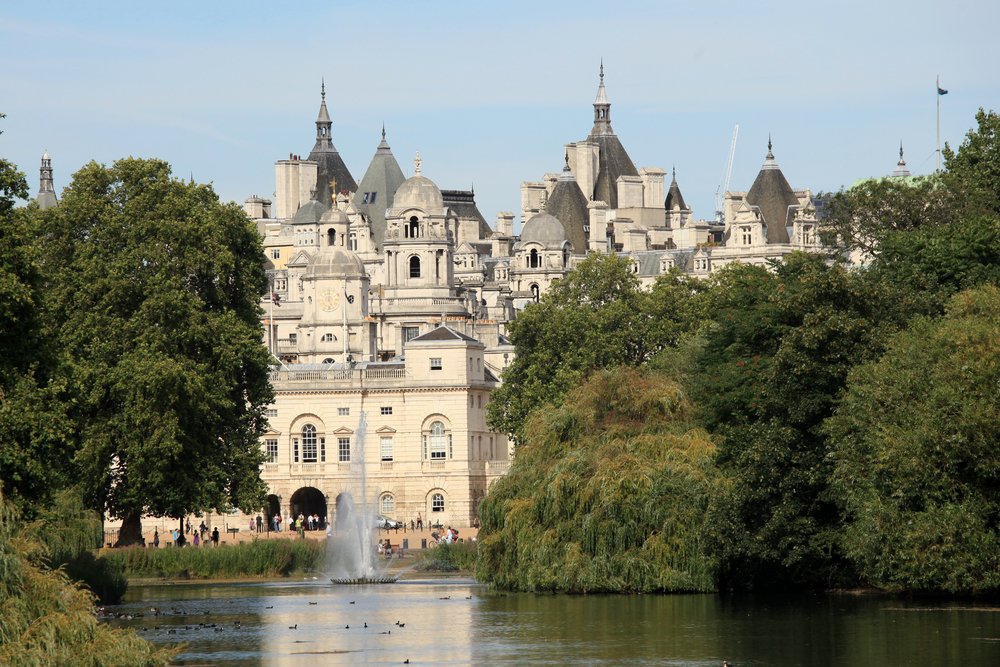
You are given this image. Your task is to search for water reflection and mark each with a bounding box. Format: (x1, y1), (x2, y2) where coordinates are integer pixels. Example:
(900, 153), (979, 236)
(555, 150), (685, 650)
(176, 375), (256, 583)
(107, 580), (1000, 666)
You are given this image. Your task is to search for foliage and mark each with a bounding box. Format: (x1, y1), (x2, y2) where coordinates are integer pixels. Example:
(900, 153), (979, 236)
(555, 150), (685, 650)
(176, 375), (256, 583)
(413, 541), (478, 572)
(826, 286), (1000, 594)
(942, 108), (1000, 217)
(692, 254), (902, 590)
(0, 490), (177, 666)
(478, 367), (718, 593)
(487, 254), (708, 439)
(30, 158), (273, 540)
(103, 539), (326, 579)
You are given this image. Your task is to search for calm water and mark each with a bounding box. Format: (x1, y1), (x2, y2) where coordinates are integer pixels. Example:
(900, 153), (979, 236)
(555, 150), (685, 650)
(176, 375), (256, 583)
(105, 578), (1000, 666)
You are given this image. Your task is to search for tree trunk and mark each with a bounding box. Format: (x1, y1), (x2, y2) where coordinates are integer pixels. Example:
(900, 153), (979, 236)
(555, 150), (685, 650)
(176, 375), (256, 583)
(114, 510), (145, 547)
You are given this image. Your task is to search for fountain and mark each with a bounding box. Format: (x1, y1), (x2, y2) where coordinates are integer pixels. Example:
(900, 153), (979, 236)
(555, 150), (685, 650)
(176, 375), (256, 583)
(328, 411), (398, 584)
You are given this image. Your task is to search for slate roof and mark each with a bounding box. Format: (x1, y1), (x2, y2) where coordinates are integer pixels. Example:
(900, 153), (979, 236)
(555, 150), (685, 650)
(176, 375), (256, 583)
(409, 326), (478, 343)
(745, 142), (798, 244)
(309, 86), (357, 205)
(588, 132), (638, 210)
(664, 171), (688, 211)
(544, 162), (589, 251)
(442, 190), (493, 238)
(353, 128), (406, 251)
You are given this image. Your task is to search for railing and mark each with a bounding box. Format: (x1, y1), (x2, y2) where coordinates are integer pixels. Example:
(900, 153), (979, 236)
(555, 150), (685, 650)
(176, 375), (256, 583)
(422, 460), (447, 472)
(376, 296), (467, 308)
(269, 366), (406, 385)
(380, 462), (393, 471)
(487, 460), (511, 475)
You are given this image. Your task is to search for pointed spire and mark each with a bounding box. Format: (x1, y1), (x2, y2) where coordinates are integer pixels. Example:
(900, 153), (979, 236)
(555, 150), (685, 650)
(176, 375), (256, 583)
(321, 77), (326, 102)
(414, 151), (422, 176)
(892, 140), (911, 177)
(762, 135), (779, 170)
(592, 61), (612, 134)
(381, 123), (386, 140)
(37, 150), (57, 209)
(558, 151), (576, 182)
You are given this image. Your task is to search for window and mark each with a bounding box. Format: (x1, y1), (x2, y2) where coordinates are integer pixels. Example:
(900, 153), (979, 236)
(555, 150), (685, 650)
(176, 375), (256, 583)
(380, 406), (393, 415)
(741, 226), (752, 245)
(289, 333), (297, 343)
(429, 421), (447, 459)
(380, 436), (393, 461)
(292, 437), (299, 463)
(403, 326), (420, 342)
(409, 255), (421, 278)
(271, 248), (280, 259)
(430, 357), (442, 371)
(477, 395), (482, 409)
(275, 278), (287, 291)
(321, 333), (333, 342)
(529, 248), (540, 268)
(338, 437), (351, 462)
(380, 494), (394, 515)
(320, 437), (326, 462)
(338, 407), (350, 416)
(265, 439), (278, 463)
(432, 493), (445, 512)
(302, 424), (317, 463)
(369, 192), (376, 204)
(265, 408), (278, 418)
(323, 358), (335, 364)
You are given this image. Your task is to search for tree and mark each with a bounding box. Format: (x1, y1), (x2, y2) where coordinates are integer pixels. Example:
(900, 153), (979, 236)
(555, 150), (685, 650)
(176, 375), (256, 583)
(477, 367), (718, 593)
(486, 253), (708, 440)
(827, 286), (1000, 593)
(943, 108), (1000, 217)
(692, 254), (898, 589)
(34, 158), (273, 544)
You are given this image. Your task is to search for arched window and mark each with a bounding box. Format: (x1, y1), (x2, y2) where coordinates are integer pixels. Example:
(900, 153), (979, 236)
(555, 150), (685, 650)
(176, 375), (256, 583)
(327, 228), (336, 246)
(409, 255), (421, 278)
(432, 493), (445, 513)
(407, 216), (420, 238)
(430, 421), (446, 459)
(302, 424), (317, 463)
(380, 494), (395, 516)
(322, 358), (335, 364)
(530, 283), (540, 302)
(321, 333), (335, 342)
(529, 248), (540, 268)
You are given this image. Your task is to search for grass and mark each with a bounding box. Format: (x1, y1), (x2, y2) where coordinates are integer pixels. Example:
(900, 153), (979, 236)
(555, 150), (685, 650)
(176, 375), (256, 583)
(103, 539), (326, 579)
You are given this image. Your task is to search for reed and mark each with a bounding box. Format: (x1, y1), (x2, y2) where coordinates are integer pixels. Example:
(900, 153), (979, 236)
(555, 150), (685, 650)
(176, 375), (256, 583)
(104, 538), (326, 579)
(413, 541), (478, 572)
(477, 367), (719, 593)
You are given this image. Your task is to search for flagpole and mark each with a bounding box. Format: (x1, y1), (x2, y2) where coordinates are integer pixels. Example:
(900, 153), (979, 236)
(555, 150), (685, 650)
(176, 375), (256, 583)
(936, 75), (941, 172)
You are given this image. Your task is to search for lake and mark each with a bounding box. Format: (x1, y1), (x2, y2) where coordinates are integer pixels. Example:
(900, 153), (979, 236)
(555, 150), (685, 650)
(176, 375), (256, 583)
(106, 578), (1000, 666)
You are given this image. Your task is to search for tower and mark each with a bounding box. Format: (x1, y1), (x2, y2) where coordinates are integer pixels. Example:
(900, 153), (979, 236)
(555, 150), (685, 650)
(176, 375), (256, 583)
(309, 79), (357, 206)
(37, 151), (57, 209)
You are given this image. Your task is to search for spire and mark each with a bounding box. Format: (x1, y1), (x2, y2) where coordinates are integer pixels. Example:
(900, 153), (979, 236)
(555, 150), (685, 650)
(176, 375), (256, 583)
(377, 124), (391, 152)
(558, 152), (576, 182)
(315, 80), (332, 141)
(892, 140), (911, 178)
(592, 61), (612, 135)
(37, 150), (57, 209)
(762, 135), (779, 170)
(414, 151), (422, 176)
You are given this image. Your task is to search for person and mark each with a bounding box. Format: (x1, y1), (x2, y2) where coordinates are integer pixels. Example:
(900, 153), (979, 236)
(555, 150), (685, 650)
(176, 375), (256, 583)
(211, 526), (220, 546)
(199, 521), (207, 540)
(410, 519), (415, 531)
(307, 514), (314, 531)
(193, 531), (200, 546)
(153, 529), (160, 548)
(249, 517), (255, 532)
(275, 513), (282, 532)
(256, 515), (263, 533)
(172, 528), (179, 544)
(417, 513), (423, 531)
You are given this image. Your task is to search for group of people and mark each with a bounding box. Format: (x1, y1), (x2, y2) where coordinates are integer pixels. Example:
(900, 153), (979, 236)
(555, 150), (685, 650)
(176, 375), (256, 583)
(150, 523), (219, 548)
(377, 538), (402, 559)
(431, 526), (460, 545)
(269, 512), (325, 534)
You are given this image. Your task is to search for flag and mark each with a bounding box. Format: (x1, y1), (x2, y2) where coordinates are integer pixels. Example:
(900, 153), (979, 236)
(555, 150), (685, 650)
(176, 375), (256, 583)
(937, 86), (948, 96)
(271, 292), (281, 306)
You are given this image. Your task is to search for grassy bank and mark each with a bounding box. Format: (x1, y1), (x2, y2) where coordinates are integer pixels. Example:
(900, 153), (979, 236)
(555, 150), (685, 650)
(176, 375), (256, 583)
(104, 539), (326, 579)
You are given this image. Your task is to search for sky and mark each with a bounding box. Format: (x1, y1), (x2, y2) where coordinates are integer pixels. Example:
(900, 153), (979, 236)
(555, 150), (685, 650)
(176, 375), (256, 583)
(2, 1), (998, 230)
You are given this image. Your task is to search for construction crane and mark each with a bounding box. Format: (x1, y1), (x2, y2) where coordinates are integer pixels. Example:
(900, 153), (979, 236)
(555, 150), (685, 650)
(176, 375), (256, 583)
(714, 124), (740, 224)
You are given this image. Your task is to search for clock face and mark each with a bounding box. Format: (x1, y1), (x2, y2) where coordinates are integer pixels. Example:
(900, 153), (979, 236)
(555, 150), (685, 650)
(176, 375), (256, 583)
(319, 290), (340, 312)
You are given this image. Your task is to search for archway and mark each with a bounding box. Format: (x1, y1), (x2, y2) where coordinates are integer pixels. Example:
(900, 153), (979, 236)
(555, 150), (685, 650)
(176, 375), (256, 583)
(290, 486), (327, 530)
(264, 494), (280, 531)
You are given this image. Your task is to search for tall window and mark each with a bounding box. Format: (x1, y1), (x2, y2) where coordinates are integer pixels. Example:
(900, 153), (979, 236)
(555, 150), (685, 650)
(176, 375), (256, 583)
(265, 439), (278, 463)
(429, 421), (447, 459)
(380, 436), (394, 462)
(432, 493), (445, 512)
(380, 494), (395, 515)
(409, 255), (421, 278)
(403, 326), (420, 342)
(529, 248), (540, 268)
(338, 437), (351, 462)
(302, 424), (317, 463)
(741, 226), (752, 245)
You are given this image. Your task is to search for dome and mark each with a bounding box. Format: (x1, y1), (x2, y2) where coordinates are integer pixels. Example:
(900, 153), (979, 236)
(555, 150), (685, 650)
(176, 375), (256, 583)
(392, 174), (443, 212)
(520, 212), (568, 248)
(320, 206), (350, 225)
(305, 246), (365, 279)
(292, 199), (327, 225)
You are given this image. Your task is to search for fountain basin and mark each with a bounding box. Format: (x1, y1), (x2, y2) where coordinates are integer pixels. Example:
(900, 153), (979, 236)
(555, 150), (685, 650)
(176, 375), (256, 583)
(330, 576), (398, 585)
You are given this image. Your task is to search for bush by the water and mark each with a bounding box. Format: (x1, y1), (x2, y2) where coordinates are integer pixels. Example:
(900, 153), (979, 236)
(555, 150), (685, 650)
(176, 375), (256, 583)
(477, 367), (718, 593)
(414, 541), (477, 572)
(0, 490), (177, 665)
(105, 538), (326, 579)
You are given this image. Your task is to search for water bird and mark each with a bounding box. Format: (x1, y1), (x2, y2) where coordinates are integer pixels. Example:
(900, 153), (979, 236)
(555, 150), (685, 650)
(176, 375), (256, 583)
(265, 606), (273, 609)
(466, 596), (472, 599)
(404, 661), (409, 664)
(439, 596), (450, 600)
(380, 630), (391, 635)
(289, 624), (298, 630)
(308, 601), (318, 605)
(364, 622), (368, 628)
(349, 601), (356, 604)
(345, 624), (350, 629)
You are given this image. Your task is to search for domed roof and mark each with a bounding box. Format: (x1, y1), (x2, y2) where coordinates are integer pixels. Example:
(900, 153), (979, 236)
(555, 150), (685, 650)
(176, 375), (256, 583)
(292, 198), (327, 225)
(305, 246), (365, 279)
(320, 205), (349, 225)
(392, 174), (443, 212)
(520, 212), (569, 248)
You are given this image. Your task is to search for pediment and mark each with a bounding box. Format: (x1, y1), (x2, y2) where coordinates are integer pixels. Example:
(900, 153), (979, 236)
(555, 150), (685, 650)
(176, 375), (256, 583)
(376, 426), (397, 434)
(332, 426), (354, 435)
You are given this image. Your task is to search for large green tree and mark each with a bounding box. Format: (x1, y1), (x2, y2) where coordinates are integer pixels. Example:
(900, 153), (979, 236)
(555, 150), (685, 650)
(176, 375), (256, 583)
(827, 286), (1000, 593)
(942, 108), (1000, 217)
(34, 157), (273, 544)
(487, 253), (708, 440)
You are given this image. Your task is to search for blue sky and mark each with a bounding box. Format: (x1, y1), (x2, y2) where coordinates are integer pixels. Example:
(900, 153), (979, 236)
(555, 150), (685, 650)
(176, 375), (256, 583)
(2, 1), (998, 228)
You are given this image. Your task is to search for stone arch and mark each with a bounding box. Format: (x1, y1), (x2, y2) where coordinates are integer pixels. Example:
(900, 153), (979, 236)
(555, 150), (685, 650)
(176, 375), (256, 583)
(409, 254), (421, 278)
(290, 486), (327, 529)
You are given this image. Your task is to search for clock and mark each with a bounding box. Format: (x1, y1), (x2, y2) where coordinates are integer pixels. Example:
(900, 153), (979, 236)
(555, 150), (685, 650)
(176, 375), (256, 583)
(319, 290), (340, 312)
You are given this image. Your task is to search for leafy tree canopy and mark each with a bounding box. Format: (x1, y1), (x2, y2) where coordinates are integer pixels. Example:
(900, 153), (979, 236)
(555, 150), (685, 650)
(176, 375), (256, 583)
(827, 286), (1000, 594)
(31, 157), (273, 541)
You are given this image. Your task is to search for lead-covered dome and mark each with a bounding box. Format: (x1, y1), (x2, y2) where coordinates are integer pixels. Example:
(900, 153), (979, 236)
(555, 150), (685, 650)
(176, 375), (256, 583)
(392, 174), (443, 212)
(520, 212), (569, 248)
(305, 246), (365, 279)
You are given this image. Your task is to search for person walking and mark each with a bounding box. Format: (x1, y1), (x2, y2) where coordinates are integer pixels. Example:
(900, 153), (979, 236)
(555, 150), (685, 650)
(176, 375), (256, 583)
(153, 529), (159, 548)
(211, 526), (220, 546)
(256, 515), (263, 533)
